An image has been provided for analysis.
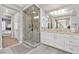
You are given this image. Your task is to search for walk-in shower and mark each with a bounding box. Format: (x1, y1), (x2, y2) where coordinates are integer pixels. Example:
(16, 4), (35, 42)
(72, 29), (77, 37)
(23, 5), (40, 47)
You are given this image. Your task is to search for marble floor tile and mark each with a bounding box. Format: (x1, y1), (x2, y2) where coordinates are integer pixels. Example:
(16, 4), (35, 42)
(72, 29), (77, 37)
(27, 44), (70, 54)
(11, 43), (32, 54)
(0, 43), (70, 54)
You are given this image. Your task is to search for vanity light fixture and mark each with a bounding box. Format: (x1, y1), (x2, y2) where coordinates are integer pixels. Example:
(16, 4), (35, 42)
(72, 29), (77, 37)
(50, 8), (68, 16)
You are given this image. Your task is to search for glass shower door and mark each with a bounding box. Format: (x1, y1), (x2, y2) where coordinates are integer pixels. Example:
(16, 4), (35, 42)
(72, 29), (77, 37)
(23, 14), (33, 42)
(23, 5), (40, 47)
(32, 16), (40, 45)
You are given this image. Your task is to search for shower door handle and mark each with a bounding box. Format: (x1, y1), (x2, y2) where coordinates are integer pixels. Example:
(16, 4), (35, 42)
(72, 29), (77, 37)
(31, 28), (33, 31)
(31, 23), (33, 31)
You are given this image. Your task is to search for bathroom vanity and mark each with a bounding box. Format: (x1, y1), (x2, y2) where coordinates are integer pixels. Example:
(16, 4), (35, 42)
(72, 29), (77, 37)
(41, 29), (79, 53)
(41, 8), (79, 53)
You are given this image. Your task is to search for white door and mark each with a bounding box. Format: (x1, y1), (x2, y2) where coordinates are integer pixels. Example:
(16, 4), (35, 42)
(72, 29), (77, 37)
(0, 16), (2, 48)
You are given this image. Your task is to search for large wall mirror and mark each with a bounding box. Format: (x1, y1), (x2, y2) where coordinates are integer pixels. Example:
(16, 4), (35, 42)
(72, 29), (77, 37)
(55, 16), (70, 29)
(48, 16), (70, 32)
(46, 8), (79, 33)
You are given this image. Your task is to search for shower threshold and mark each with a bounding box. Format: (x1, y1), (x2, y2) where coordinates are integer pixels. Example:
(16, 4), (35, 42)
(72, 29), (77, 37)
(23, 40), (40, 48)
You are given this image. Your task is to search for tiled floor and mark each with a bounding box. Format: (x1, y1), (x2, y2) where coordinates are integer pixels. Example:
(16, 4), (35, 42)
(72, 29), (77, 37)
(0, 43), (32, 54)
(27, 44), (70, 54)
(0, 43), (70, 54)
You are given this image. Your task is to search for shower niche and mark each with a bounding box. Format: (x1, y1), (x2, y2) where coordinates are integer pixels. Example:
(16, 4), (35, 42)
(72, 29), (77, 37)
(23, 5), (40, 47)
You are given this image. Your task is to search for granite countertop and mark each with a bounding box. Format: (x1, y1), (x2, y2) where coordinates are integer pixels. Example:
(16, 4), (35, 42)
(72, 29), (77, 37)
(40, 28), (79, 36)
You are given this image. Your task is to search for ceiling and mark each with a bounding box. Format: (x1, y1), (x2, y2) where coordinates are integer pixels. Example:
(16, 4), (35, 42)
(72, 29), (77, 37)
(0, 4), (27, 16)
(24, 5), (40, 16)
(39, 4), (69, 12)
(11, 4), (69, 12)
(0, 4), (71, 16)
(14, 4), (27, 8)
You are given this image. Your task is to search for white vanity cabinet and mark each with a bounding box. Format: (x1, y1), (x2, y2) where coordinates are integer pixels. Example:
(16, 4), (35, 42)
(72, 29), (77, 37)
(41, 32), (47, 43)
(54, 33), (65, 49)
(41, 32), (66, 51)
(41, 32), (79, 53)
(65, 36), (79, 53)
(41, 32), (55, 46)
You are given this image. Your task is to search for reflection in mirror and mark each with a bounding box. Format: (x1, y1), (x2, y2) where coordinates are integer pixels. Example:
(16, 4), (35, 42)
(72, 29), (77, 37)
(46, 8), (75, 32)
(48, 15), (71, 32)
(55, 17), (70, 29)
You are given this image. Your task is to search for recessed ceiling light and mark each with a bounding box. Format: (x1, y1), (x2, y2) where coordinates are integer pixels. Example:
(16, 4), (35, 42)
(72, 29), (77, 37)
(5, 9), (9, 13)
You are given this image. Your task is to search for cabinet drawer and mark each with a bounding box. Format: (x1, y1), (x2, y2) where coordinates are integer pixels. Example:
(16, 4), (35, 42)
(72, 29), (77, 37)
(66, 37), (79, 46)
(66, 44), (77, 53)
(68, 40), (78, 45)
(68, 46), (76, 52)
(75, 46), (79, 53)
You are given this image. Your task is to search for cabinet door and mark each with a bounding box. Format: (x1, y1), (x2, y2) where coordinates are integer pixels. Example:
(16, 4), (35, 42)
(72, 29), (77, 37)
(66, 44), (77, 53)
(53, 33), (58, 43)
(41, 32), (46, 42)
(47, 33), (54, 41)
(41, 32), (55, 46)
(41, 32), (50, 44)
(47, 32), (56, 46)
(65, 36), (79, 53)
(55, 34), (65, 49)
(66, 36), (79, 46)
